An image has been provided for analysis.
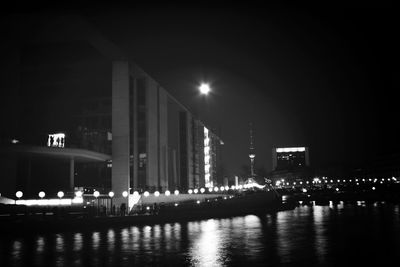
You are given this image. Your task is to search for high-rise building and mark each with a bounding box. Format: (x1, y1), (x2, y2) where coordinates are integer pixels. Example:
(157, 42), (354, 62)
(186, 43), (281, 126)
(272, 147), (309, 171)
(270, 147), (311, 183)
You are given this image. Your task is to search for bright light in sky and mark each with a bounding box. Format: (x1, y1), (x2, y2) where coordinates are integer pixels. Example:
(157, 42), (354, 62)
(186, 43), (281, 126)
(199, 83), (210, 95)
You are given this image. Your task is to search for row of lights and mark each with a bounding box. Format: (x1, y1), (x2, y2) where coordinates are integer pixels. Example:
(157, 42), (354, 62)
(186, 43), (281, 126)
(15, 184), (251, 200)
(15, 191), (65, 199)
(276, 177), (397, 187)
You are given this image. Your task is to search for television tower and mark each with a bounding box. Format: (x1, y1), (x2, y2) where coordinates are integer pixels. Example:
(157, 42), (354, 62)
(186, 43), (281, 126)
(249, 122), (256, 177)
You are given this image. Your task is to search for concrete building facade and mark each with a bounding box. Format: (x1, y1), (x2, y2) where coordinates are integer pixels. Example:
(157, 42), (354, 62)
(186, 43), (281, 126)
(0, 15), (223, 205)
(111, 61), (222, 206)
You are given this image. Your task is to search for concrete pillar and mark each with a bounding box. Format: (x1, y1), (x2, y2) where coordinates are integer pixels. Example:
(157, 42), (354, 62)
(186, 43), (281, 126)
(147, 79), (158, 189)
(172, 149), (178, 188)
(112, 61), (130, 207)
(69, 158), (75, 191)
(159, 88), (168, 190)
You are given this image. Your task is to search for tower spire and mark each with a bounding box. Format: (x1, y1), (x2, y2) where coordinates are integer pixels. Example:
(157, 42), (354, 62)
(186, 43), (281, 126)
(249, 122), (256, 177)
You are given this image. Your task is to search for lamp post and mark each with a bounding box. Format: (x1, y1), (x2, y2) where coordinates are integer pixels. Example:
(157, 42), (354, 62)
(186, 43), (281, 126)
(38, 191), (45, 199)
(15, 191), (23, 205)
(15, 191), (23, 199)
(108, 191), (114, 216)
(57, 191), (64, 199)
(93, 190), (100, 216)
(122, 191), (128, 216)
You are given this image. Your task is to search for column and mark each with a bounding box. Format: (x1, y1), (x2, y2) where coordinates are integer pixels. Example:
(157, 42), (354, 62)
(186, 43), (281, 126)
(69, 158), (75, 191)
(112, 61), (130, 207)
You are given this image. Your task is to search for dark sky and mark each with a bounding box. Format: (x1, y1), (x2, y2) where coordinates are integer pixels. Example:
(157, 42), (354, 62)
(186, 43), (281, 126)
(2, 5), (396, 176)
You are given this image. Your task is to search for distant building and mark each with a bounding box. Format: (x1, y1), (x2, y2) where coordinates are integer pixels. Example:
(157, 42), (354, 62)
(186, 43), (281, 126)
(272, 147), (309, 171)
(270, 147), (311, 183)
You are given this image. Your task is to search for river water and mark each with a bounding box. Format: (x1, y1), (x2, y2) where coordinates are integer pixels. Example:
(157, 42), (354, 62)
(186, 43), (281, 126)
(1, 201), (399, 266)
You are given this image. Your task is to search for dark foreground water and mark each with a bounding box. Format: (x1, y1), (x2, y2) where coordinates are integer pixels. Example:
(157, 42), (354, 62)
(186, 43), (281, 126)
(1, 201), (399, 266)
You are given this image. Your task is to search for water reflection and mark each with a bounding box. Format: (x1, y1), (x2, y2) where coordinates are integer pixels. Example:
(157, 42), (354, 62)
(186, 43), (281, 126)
(92, 232), (100, 250)
(313, 206), (328, 264)
(73, 233), (83, 251)
(1, 203), (399, 266)
(107, 229), (115, 252)
(189, 219), (222, 266)
(36, 236), (45, 253)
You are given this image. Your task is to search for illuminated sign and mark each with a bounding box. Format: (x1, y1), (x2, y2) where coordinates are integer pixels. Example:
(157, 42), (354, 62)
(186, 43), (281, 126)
(276, 147), (305, 153)
(47, 133), (65, 148)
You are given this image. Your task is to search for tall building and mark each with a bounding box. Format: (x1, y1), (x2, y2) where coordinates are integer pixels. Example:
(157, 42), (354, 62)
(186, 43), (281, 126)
(270, 147), (311, 183)
(0, 15), (223, 207)
(248, 123), (256, 177)
(272, 147), (310, 171)
(111, 62), (222, 201)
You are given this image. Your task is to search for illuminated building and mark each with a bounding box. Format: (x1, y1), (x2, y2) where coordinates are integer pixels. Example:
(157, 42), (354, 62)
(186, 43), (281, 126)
(0, 15), (223, 206)
(272, 147), (309, 171)
(270, 147), (311, 183)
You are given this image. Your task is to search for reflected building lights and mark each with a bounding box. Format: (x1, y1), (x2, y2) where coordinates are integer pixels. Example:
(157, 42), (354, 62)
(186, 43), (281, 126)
(189, 219), (223, 266)
(313, 206), (327, 264)
(107, 229), (115, 252)
(73, 233), (83, 251)
(55, 234), (64, 253)
(92, 232), (100, 250)
(36, 236), (45, 253)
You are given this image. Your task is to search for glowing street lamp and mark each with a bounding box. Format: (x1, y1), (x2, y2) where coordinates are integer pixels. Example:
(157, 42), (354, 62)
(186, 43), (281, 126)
(93, 191), (100, 215)
(199, 83), (211, 95)
(108, 191), (115, 215)
(39, 191), (46, 199)
(174, 190), (179, 196)
(16, 191), (23, 199)
(75, 191), (83, 198)
(57, 191), (64, 199)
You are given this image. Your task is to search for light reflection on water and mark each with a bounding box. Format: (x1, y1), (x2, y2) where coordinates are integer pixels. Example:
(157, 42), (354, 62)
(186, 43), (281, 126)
(1, 203), (399, 266)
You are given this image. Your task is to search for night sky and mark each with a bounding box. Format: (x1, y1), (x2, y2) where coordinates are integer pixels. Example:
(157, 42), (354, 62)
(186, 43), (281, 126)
(2, 5), (396, 177)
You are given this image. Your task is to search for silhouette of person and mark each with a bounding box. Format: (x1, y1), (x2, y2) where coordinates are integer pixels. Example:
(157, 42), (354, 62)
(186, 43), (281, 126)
(61, 137), (65, 147)
(56, 137), (60, 147)
(120, 203), (126, 216)
(50, 136), (54, 146)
